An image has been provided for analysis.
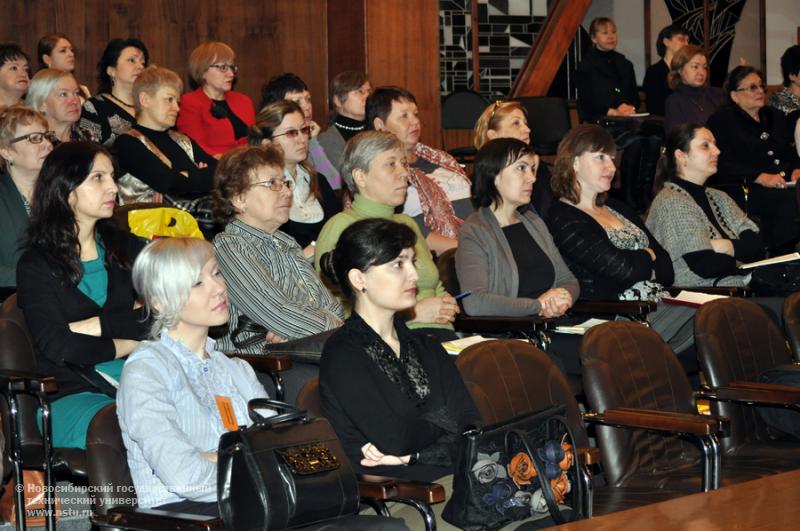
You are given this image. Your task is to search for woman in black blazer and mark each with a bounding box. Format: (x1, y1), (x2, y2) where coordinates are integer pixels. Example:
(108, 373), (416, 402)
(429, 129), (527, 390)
(16, 141), (148, 449)
(545, 125), (695, 354)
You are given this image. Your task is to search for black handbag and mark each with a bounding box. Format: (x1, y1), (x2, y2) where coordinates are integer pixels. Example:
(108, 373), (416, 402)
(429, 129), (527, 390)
(217, 398), (360, 531)
(442, 404), (585, 531)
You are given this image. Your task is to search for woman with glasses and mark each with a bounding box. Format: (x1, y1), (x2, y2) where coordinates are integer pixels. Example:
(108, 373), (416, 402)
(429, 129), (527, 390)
(177, 42), (255, 158)
(248, 100), (341, 253)
(663, 45), (724, 132)
(25, 68), (93, 144)
(0, 107), (53, 289)
(707, 65), (800, 253)
(80, 38), (148, 145)
(212, 145), (343, 354)
(112, 66), (216, 208)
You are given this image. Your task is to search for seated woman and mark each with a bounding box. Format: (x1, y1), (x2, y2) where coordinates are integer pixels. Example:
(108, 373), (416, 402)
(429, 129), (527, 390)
(16, 142), (148, 448)
(647, 123), (764, 287)
(0, 44), (30, 108)
(473, 100), (555, 217)
(707, 66), (800, 253)
(0, 107), (53, 289)
(315, 131), (459, 339)
(664, 45), (724, 132)
(248, 100), (341, 252)
(25, 68), (93, 143)
(768, 44), (800, 121)
(36, 33), (90, 100)
(80, 38), (148, 145)
(642, 24), (689, 117)
(320, 218), (480, 483)
(118, 237), (269, 515)
(260, 72), (341, 189)
(367, 86), (472, 253)
(112, 66), (216, 208)
(212, 145), (343, 354)
(545, 125), (694, 354)
(456, 138), (578, 317)
(177, 42), (255, 157)
(318, 70), (371, 172)
(576, 17), (661, 213)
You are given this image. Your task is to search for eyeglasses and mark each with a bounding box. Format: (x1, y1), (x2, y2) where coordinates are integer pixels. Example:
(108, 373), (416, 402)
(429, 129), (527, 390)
(9, 131), (57, 145)
(734, 82), (765, 93)
(251, 178), (294, 192)
(209, 63), (238, 74)
(272, 126), (312, 139)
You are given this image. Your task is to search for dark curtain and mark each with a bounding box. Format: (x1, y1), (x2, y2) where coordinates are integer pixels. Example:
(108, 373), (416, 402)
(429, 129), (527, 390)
(664, 0), (748, 87)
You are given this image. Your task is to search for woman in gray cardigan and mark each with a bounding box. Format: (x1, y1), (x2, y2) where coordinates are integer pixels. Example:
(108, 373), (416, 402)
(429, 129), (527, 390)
(455, 138), (579, 317)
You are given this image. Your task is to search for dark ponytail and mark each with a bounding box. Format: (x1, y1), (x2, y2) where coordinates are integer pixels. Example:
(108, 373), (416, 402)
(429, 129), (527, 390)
(653, 122), (704, 194)
(320, 219), (417, 301)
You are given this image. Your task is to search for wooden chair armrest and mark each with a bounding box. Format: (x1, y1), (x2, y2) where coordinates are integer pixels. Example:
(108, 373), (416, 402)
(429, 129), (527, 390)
(584, 407), (726, 436)
(570, 300), (656, 316)
(230, 354), (292, 372)
(696, 382), (800, 408)
(454, 315), (552, 334)
(101, 507), (224, 531)
(356, 474), (446, 504)
(0, 369), (58, 394)
(576, 446), (601, 466)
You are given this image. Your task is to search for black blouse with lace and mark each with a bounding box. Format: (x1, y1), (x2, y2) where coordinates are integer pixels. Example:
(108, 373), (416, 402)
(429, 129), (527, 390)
(320, 313), (480, 481)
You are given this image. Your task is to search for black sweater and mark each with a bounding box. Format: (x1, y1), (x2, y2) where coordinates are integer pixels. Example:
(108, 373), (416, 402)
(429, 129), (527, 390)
(642, 59), (670, 117)
(545, 198), (673, 300)
(320, 313), (480, 481)
(576, 48), (640, 123)
(16, 229), (149, 399)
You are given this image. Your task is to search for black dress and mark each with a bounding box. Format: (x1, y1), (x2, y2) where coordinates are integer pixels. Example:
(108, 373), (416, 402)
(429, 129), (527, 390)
(706, 103), (800, 251)
(320, 313), (480, 482)
(80, 94), (136, 146)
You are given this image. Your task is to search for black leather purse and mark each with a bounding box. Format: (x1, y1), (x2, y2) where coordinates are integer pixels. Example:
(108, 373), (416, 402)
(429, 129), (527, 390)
(443, 404), (585, 531)
(217, 399), (360, 531)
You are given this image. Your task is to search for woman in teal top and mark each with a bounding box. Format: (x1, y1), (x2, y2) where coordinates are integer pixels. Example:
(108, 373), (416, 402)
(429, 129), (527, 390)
(315, 131), (459, 339)
(16, 141), (148, 449)
(0, 106), (54, 290)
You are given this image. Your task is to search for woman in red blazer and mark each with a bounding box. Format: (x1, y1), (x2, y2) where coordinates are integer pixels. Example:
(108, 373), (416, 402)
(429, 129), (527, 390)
(176, 42), (255, 157)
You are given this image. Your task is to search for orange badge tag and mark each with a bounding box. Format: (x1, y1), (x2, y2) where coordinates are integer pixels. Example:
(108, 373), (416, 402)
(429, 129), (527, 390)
(215, 395), (239, 431)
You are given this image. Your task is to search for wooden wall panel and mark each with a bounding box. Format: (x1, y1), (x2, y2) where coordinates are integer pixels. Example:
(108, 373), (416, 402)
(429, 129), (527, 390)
(365, 0), (441, 147)
(0, 0), (329, 119)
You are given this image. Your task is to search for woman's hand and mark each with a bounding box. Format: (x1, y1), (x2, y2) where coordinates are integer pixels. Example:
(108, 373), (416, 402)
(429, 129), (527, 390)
(360, 442), (410, 467)
(755, 173), (787, 189)
(412, 295), (459, 324)
(69, 316), (102, 336)
(644, 247), (657, 261)
(709, 238), (735, 256)
(265, 332), (287, 344)
(302, 243), (316, 259)
(199, 451), (218, 463)
(308, 120), (321, 138)
(791, 169), (800, 183)
(537, 288), (573, 318)
(607, 104), (636, 116)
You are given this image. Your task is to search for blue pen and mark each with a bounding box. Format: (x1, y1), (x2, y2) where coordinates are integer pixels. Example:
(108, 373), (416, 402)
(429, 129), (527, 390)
(454, 291), (472, 301)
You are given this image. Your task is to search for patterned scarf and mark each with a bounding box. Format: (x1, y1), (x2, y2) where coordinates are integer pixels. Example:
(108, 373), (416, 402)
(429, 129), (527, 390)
(410, 143), (469, 239)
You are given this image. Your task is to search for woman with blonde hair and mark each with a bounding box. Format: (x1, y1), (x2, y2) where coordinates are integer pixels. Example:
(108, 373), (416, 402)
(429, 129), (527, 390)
(177, 41), (255, 157)
(248, 100), (341, 252)
(25, 68), (92, 143)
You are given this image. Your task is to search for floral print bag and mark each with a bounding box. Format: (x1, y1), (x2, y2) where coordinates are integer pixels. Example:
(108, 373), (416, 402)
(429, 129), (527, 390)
(442, 405), (585, 530)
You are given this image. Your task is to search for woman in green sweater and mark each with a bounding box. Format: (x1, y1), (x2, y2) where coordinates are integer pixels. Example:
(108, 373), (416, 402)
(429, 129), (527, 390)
(315, 131), (458, 340)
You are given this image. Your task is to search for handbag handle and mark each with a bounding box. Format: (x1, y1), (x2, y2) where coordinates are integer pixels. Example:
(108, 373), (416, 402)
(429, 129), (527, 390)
(506, 428), (566, 525)
(248, 398), (308, 426)
(232, 314), (270, 350)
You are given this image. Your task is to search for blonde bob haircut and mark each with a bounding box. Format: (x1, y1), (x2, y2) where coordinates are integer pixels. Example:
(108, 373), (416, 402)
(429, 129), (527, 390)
(188, 41), (235, 85)
(473, 100), (528, 150)
(132, 237), (216, 339)
(24, 68), (76, 113)
(132, 65), (184, 113)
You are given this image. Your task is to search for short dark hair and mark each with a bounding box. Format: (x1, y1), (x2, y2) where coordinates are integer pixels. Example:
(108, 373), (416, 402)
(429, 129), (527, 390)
(723, 65), (764, 101)
(551, 124), (615, 206)
(472, 138), (537, 209)
(656, 24), (689, 58)
(0, 43), (30, 68)
(780, 45), (800, 87)
(319, 218), (416, 301)
(365, 86), (416, 130)
(260, 72), (308, 110)
(96, 38), (149, 94)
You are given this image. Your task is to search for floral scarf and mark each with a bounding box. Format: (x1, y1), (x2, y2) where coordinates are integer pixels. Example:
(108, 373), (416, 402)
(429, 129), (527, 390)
(410, 143), (469, 239)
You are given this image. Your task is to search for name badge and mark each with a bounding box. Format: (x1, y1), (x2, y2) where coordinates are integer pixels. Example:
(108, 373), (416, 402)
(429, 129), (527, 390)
(215, 395), (239, 431)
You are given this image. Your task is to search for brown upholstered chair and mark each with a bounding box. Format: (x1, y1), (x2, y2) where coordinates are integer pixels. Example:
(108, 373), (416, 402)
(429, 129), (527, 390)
(581, 321), (799, 494)
(694, 298), (800, 462)
(782, 292), (800, 362)
(454, 339), (686, 516)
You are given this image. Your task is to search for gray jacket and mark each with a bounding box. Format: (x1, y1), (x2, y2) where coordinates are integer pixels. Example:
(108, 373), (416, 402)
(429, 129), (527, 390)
(317, 126), (346, 174)
(455, 207), (580, 316)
